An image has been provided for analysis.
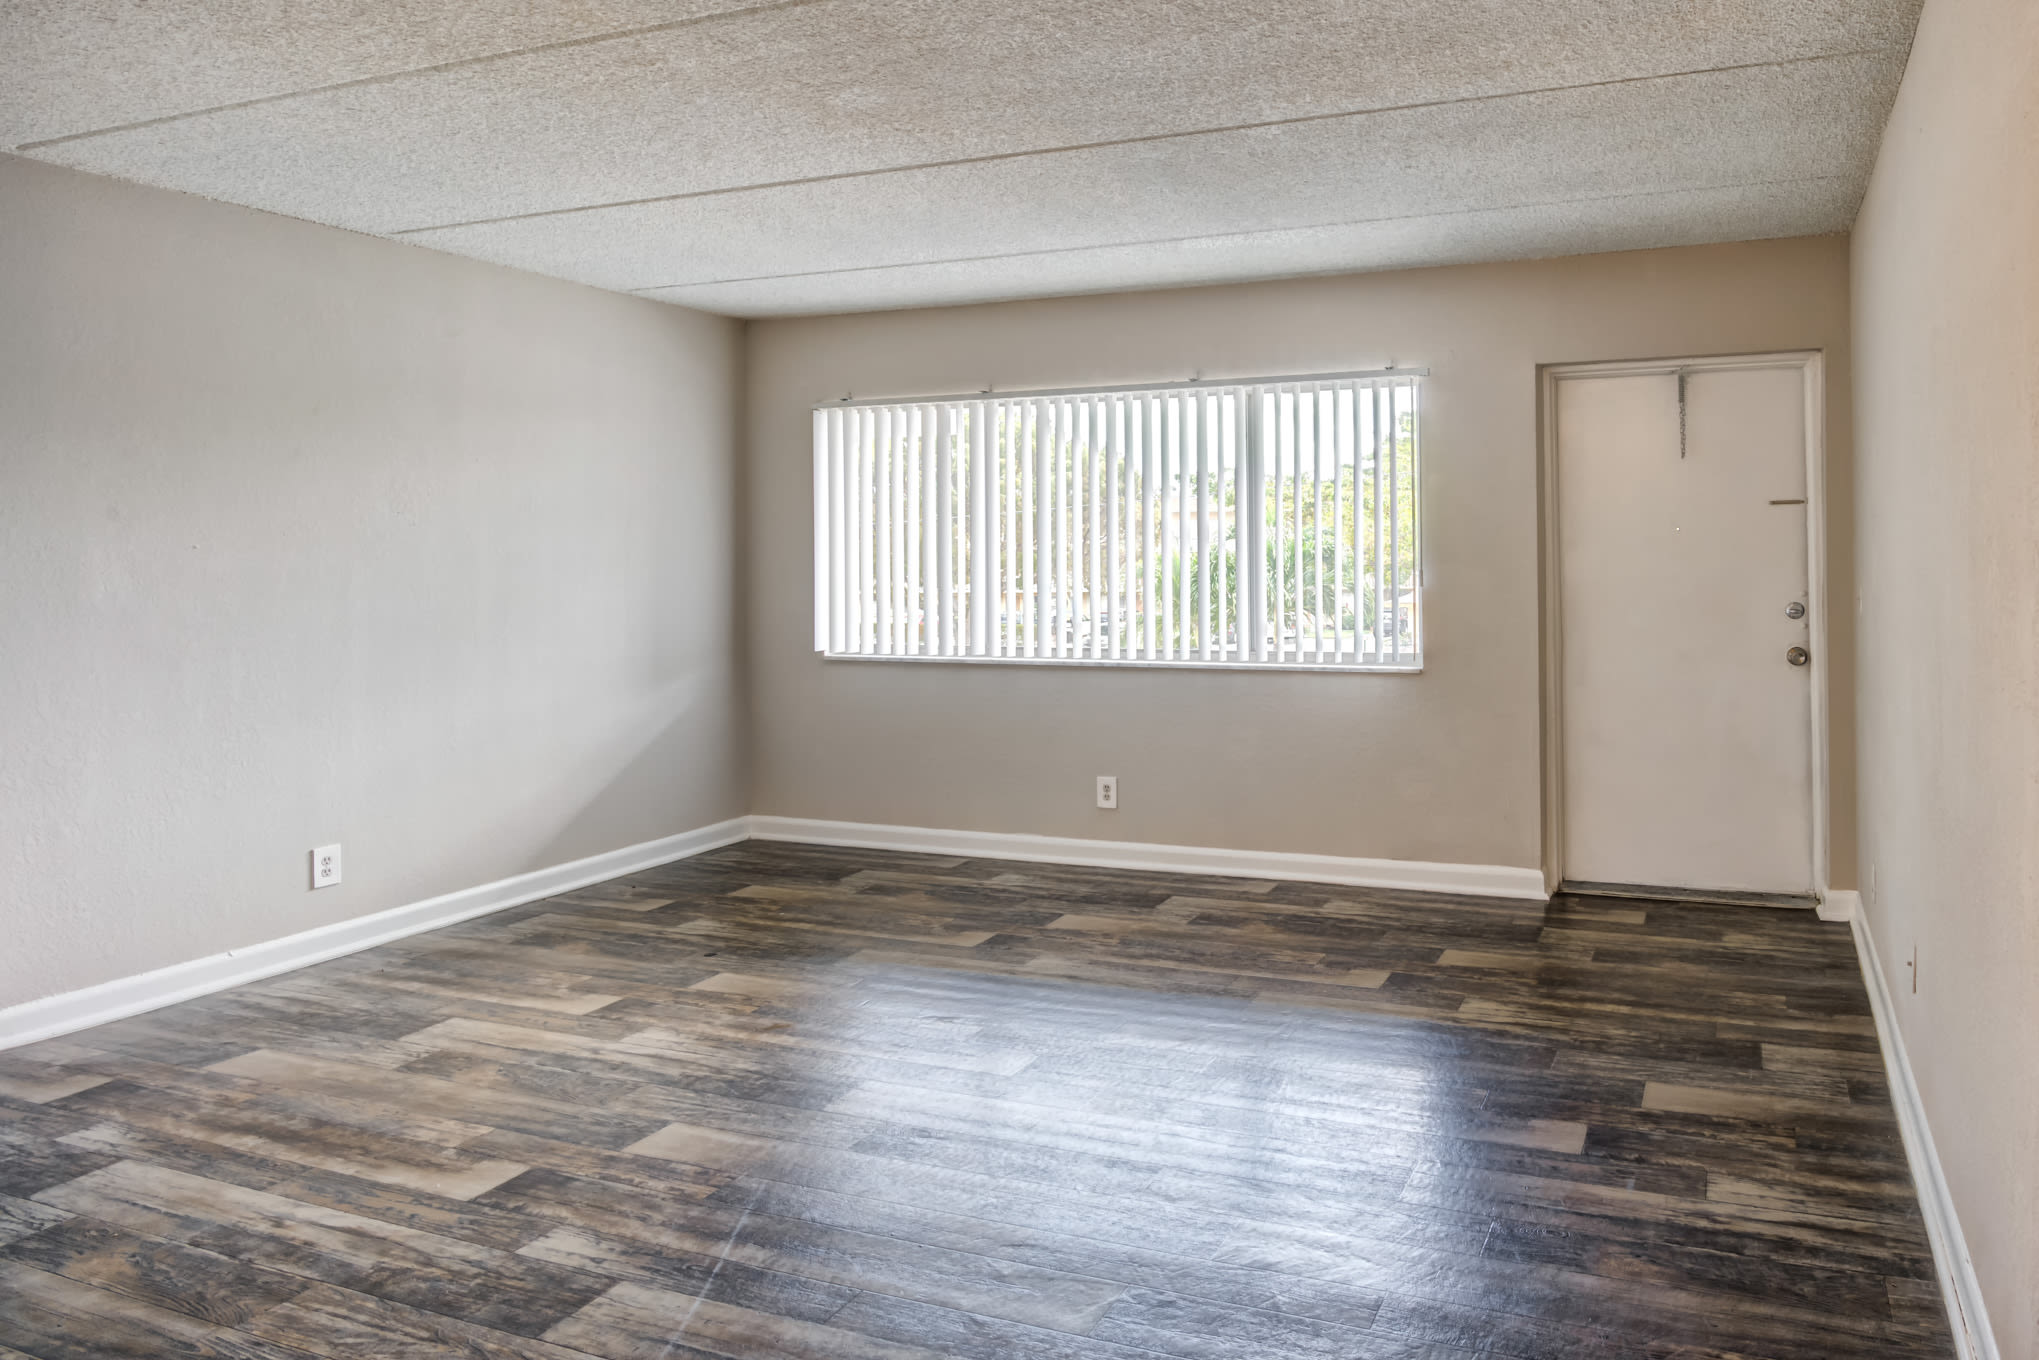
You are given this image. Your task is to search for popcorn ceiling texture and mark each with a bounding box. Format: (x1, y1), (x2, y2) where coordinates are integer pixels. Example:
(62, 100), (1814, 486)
(427, 59), (1892, 297)
(0, 0), (763, 146)
(2, 0), (1921, 315)
(641, 180), (1864, 318)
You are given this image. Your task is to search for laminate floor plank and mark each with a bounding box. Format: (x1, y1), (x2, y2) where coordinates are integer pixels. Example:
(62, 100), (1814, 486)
(239, 1282), (604, 1360)
(712, 1174), (1413, 1327)
(49, 1080), (530, 1200)
(0, 1259), (318, 1359)
(46, 1118), (563, 1252)
(543, 1280), (948, 1360)
(817, 1289), (1185, 1360)
(31, 1162), (608, 1337)
(0, 1129), (118, 1201)
(0, 1194), (72, 1251)
(0, 843), (1951, 1358)
(0, 1217), (311, 1329)
(503, 1178), (1129, 1334)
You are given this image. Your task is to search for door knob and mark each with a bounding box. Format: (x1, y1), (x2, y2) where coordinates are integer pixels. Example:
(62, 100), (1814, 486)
(1785, 601), (1806, 619)
(1787, 646), (1810, 666)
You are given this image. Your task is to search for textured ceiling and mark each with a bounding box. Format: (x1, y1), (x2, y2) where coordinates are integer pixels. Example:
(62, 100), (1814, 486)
(4, 0), (1920, 316)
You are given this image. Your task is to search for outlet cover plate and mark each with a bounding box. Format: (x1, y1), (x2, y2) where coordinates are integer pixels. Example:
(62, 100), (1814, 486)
(311, 844), (342, 889)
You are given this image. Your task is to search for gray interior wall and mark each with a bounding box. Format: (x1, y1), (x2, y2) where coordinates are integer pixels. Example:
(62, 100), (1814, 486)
(1850, 0), (2039, 1349)
(0, 154), (746, 1011)
(745, 238), (1856, 874)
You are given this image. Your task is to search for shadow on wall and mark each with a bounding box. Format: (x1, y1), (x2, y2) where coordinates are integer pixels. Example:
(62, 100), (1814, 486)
(523, 671), (746, 875)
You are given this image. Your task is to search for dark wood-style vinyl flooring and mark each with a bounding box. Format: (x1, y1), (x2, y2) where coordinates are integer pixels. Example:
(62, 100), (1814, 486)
(0, 841), (1952, 1359)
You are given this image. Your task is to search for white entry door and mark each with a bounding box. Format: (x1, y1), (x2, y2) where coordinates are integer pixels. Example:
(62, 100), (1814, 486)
(1555, 361), (1816, 897)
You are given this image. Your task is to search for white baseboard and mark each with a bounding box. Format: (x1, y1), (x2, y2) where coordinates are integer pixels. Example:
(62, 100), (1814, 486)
(0, 813), (1544, 1053)
(747, 815), (1548, 900)
(1818, 888), (1860, 922)
(0, 817), (750, 1053)
(1851, 912), (2000, 1360)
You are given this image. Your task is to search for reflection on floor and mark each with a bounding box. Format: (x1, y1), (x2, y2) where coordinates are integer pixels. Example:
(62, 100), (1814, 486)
(0, 841), (1951, 1359)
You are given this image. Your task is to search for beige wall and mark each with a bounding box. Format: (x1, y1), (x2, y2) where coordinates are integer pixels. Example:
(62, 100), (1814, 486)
(747, 239), (1857, 875)
(0, 155), (746, 1011)
(1851, 0), (2039, 1351)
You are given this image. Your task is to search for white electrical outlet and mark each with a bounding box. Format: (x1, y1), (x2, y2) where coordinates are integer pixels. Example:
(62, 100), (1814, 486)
(1096, 776), (1118, 810)
(311, 844), (342, 889)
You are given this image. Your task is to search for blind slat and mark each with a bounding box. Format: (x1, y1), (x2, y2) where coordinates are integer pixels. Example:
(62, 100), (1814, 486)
(1312, 389), (1327, 658)
(1030, 400), (1047, 658)
(875, 407), (892, 654)
(1107, 397), (1122, 660)
(1068, 397), (1081, 657)
(1196, 393), (1211, 662)
(1249, 392), (1266, 662)
(1300, 388), (1317, 657)
(1378, 383), (1394, 660)
(936, 406), (953, 655)
(1002, 403), (1016, 656)
(1333, 389), (1349, 665)
(969, 402), (987, 655)
(1408, 384), (1422, 653)
(853, 409), (868, 652)
(1216, 392), (1230, 659)
(1142, 396), (1157, 660)
(906, 408), (921, 654)
(1170, 394), (1181, 660)
(1063, 398), (1075, 657)
(1389, 385), (1403, 661)
(813, 410), (829, 653)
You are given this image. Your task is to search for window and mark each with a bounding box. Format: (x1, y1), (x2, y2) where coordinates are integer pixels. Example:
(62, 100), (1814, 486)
(813, 370), (1422, 669)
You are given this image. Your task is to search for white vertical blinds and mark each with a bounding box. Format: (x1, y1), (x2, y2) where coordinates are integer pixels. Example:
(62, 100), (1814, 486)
(814, 372), (1422, 668)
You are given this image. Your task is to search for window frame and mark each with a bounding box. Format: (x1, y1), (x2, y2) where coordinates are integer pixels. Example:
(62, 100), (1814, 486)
(812, 368), (1426, 673)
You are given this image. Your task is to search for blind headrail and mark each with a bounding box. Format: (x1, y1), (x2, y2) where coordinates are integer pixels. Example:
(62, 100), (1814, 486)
(814, 367), (1429, 411)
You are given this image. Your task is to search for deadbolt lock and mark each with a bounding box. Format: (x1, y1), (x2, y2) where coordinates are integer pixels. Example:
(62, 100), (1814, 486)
(1787, 646), (1810, 666)
(1785, 601), (1806, 619)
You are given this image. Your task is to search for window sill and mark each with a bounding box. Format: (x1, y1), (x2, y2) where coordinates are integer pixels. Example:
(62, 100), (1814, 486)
(817, 651), (1423, 674)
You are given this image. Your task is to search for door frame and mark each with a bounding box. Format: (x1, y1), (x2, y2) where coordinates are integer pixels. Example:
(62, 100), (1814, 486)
(1537, 350), (1829, 902)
